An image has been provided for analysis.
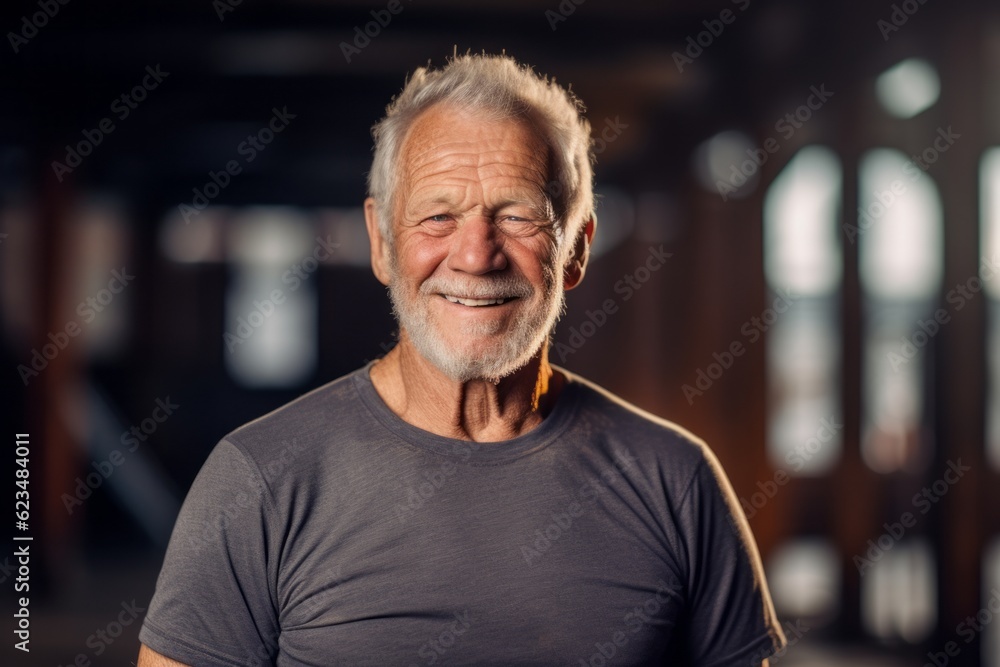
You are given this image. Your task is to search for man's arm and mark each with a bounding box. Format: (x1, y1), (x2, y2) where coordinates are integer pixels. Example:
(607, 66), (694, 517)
(137, 643), (191, 667)
(137, 440), (280, 664)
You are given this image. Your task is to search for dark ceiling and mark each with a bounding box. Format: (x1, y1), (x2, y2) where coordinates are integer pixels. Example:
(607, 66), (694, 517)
(0, 0), (978, 217)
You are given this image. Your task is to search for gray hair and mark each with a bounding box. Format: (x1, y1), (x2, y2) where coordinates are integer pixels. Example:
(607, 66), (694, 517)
(367, 53), (595, 251)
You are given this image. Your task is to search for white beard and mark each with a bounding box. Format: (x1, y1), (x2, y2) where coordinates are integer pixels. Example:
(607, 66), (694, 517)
(387, 256), (566, 383)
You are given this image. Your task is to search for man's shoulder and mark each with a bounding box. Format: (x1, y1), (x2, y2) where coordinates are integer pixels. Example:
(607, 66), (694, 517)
(221, 364), (369, 459)
(561, 367), (712, 470)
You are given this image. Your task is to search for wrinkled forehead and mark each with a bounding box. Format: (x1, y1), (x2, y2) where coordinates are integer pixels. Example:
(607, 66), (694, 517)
(398, 104), (554, 199)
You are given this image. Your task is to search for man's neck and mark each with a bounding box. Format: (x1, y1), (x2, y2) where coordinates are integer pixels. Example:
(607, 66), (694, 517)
(368, 335), (564, 442)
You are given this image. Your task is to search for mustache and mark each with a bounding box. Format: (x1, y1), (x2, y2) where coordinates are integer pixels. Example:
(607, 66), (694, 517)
(419, 274), (534, 299)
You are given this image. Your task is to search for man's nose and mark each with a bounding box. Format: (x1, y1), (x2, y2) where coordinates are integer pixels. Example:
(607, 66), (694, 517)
(446, 216), (507, 274)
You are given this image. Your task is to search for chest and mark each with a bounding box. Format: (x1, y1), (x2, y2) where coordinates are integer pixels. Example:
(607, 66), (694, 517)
(273, 458), (686, 665)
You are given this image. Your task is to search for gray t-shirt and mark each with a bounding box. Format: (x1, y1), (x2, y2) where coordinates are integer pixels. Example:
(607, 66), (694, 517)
(140, 364), (785, 666)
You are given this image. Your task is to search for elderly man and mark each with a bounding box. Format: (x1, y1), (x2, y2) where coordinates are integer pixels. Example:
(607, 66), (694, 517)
(138, 54), (785, 666)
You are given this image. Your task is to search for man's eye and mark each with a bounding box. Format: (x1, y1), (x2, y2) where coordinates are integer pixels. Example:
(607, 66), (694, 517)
(498, 215), (548, 235)
(425, 214), (451, 223)
(499, 215), (539, 225)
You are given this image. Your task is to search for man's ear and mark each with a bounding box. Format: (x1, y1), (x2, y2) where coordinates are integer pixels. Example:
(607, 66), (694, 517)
(564, 216), (596, 291)
(364, 197), (392, 286)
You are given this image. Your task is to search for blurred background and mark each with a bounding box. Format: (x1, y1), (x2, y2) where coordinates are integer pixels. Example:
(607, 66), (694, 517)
(1, 0), (998, 664)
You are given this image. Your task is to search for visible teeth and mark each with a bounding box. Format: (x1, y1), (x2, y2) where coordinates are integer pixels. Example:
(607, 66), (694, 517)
(444, 295), (508, 306)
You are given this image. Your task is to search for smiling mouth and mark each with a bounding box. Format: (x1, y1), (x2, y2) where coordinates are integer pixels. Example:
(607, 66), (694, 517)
(442, 295), (516, 307)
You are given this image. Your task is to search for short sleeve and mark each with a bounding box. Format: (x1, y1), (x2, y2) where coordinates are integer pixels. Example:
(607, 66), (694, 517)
(675, 449), (787, 666)
(139, 440), (280, 667)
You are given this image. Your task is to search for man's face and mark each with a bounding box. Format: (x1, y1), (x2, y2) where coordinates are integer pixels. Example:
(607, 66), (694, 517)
(382, 104), (567, 382)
